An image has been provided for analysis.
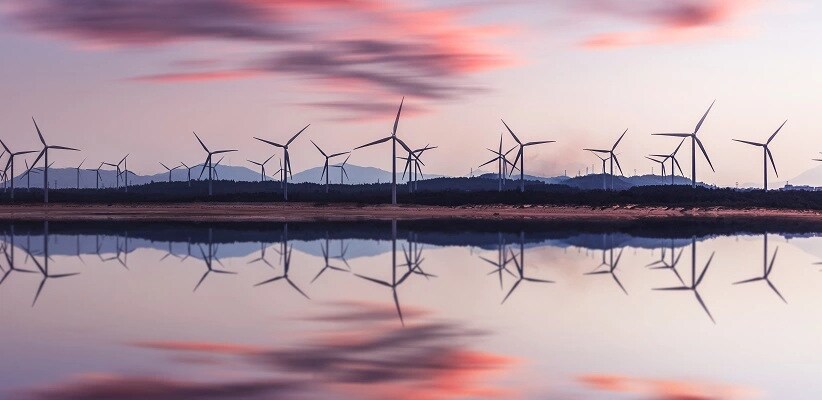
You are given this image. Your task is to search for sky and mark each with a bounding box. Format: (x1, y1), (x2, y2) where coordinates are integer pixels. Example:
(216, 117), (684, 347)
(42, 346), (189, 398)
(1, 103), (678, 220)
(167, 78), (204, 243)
(1, 0), (821, 187)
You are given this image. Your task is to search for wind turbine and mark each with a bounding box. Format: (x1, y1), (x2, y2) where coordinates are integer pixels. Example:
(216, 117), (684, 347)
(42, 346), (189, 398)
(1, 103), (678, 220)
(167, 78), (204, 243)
(28, 118), (80, 203)
(193, 132), (237, 197)
(653, 101), (716, 188)
(311, 140), (349, 193)
(588, 151), (610, 190)
(331, 154), (351, 184)
(247, 154), (275, 183)
(645, 156), (666, 184)
(400, 145), (436, 193)
(73, 158), (86, 189)
(88, 162), (104, 189)
(180, 162), (196, 187)
(354, 98), (419, 205)
(160, 162), (180, 183)
(502, 120), (555, 192)
(115, 154), (131, 192)
(732, 120), (787, 191)
(584, 129), (627, 190)
(23, 160), (42, 190)
(0, 139), (36, 200)
(478, 135), (517, 192)
(254, 125), (309, 201)
(649, 138), (686, 185)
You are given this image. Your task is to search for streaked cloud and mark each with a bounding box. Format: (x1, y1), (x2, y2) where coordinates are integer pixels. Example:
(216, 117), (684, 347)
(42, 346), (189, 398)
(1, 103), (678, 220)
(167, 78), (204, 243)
(14, 302), (517, 399)
(578, 374), (762, 399)
(8, 0), (512, 120)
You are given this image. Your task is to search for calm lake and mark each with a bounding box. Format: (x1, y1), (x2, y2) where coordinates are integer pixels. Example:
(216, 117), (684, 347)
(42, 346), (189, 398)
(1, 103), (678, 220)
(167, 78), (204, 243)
(1, 219), (820, 399)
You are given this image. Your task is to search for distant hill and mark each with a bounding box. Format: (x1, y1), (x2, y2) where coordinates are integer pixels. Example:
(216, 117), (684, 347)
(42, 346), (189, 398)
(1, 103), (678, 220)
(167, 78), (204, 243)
(291, 164), (444, 185)
(10, 164), (260, 189)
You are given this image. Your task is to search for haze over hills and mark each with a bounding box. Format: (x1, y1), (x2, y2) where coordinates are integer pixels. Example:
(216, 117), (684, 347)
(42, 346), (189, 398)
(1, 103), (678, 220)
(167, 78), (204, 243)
(8, 162), (822, 191)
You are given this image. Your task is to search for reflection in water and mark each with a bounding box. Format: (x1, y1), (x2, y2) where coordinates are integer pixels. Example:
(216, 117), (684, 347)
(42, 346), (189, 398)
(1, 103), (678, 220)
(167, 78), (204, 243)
(255, 224), (310, 299)
(585, 248), (627, 295)
(27, 222), (80, 306)
(1, 220), (821, 399)
(733, 234), (786, 303)
(11, 302), (516, 400)
(194, 228), (236, 292)
(655, 237), (716, 323)
(501, 232), (553, 304)
(312, 233), (350, 283)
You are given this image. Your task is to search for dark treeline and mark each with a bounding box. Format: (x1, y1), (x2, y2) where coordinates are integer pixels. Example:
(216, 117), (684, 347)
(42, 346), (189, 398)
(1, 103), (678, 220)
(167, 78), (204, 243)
(1, 177), (822, 210)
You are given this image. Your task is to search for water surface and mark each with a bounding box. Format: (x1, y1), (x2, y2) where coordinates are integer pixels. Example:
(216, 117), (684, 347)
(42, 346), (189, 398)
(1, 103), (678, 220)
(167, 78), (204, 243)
(1, 220), (821, 399)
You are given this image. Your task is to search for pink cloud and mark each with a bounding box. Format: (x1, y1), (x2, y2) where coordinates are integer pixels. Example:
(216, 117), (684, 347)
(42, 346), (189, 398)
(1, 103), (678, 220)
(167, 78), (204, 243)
(128, 69), (262, 83)
(577, 0), (761, 48)
(9, 0), (515, 120)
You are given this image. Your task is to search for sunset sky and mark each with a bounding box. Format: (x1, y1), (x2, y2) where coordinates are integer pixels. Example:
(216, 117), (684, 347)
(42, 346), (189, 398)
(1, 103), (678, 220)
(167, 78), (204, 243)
(1, 0), (821, 187)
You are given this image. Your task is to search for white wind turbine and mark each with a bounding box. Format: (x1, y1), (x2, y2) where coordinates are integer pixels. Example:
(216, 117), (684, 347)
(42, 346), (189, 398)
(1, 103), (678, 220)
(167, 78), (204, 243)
(732, 120), (787, 191)
(502, 119), (555, 192)
(160, 162), (180, 183)
(584, 129), (627, 190)
(354, 98), (420, 204)
(311, 140), (349, 193)
(653, 101), (716, 188)
(193, 132), (237, 196)
(28, 118), (80, 203)
(254, 125), (309, 201)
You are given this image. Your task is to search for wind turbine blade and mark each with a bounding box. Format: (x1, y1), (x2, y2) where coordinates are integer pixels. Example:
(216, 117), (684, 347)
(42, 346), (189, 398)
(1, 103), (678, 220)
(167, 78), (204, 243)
(768, 247), (779, 274)
(193, 132), (209, 152)
(611, 128), (628, 151)
(673, 157), (684, 175)
(32, 117), (46, 145)
(694, 99), (715, 134)
(392, 97), (404, 136)
(254, 137), (285, 148)
(512, 149), (522, 170)
(29, 150), (45, 171)
(652, 133), (691, 138)
(264, 154), (275, 164)
(766, 148), (778, 177)
(524, 140), (555, 146)
(732, 139), (763, 147)
(501, 119), (521, 144)
(310, 140), (326, 157)
(354, 136), (392, 150)
(696, 252), (714, 286)
(733, 277), (764, 285)
(287, 124), (310, 146)
(478, 158), (497, 168)
(584, 148), (610, 153)
(612, 154), (624, 175)
(212, 149), (237, 155)
(693, 291), (715, 323)
(160, 162), (170, 170)
(767, 120), (787, 144)
(694, 137), (715, 172)
(49, 146), (80, 151)
(328, 151), (349, 158)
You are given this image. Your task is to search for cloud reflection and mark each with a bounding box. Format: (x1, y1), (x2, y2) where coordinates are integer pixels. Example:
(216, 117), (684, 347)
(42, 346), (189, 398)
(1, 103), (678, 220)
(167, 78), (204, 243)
(16, 302), (517, 400)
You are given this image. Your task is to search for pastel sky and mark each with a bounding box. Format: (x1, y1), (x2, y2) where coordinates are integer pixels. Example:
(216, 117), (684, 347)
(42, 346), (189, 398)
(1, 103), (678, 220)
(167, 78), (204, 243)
(1, 0), (821, 187)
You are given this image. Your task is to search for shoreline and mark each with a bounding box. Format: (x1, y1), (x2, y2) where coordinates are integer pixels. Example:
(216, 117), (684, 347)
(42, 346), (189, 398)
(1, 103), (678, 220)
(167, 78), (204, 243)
(0, 203), (821, 222)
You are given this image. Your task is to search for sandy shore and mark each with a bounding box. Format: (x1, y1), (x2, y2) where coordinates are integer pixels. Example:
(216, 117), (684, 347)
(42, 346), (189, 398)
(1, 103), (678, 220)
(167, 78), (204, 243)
(0, 203), (820, 222)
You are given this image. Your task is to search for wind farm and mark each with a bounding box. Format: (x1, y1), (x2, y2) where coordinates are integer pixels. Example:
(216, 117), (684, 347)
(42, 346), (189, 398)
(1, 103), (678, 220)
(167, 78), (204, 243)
(0, 100), (820, 216)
